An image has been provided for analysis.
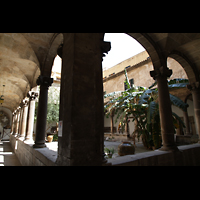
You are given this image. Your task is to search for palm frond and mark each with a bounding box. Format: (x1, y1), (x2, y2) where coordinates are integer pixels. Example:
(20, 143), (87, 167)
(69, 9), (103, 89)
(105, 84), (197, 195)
(149, 80), (158, 89)
(172, 112), (186, 128)
(168, 78), (189, 85)
(124, 68), (131, 89)
(147, 101), (158, 125)
(169, 93), (188, 112)
(104, 91), (122, 99)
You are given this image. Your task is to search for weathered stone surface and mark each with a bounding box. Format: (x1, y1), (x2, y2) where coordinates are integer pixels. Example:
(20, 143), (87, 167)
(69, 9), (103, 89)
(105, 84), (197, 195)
(56, 33), (104, 166)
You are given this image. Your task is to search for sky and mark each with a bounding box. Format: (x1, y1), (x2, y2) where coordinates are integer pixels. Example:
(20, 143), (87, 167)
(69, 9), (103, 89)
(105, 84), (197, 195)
(102, 33), (145, 71)
(52, 33), (145, 73)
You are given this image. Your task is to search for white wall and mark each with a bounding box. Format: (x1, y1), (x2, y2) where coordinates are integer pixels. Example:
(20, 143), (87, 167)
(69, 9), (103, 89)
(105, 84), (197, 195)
(172, 100), (197, 134)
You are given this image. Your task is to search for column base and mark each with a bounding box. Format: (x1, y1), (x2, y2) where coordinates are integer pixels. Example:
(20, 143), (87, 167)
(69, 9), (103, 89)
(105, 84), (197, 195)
(18, 136), (25, 141)
(24, 138), (34, 144)
(159, 144), (179, 152)
(33, 143), (46, 148)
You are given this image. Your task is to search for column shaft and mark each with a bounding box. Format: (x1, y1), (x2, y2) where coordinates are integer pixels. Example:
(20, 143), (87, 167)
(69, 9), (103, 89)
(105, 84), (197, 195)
(25, 91), (38, 142)
(14, 109), (20, 136)
(150, 67), (178, 151)
(19, 99), (29, 139)
(33, 75), (53, 148)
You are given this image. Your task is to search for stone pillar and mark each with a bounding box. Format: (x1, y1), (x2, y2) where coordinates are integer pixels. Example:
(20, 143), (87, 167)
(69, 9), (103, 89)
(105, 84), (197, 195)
(187, 82), (200, 141)
(14, 108), (21, 136)
(12, 111), (17, 135)
(10, 112), (15, 134)
(18, 103), (24, 137)
(33, 75), (53, 148)
(24, 91), (38, 142)
(19, 98), (29, 140)
(56, 33), (109, 166)
(150, 67), (178, 151)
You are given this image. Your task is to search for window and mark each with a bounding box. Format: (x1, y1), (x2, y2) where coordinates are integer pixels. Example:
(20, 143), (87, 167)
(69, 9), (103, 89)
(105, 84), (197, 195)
(124, 78), (134, 90)
(130, 78), (134, 87)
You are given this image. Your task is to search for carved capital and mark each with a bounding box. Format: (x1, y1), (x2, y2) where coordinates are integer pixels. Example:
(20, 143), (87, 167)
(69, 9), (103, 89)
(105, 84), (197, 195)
(150, 67), (172, 80)
(187, 81), (200, 91)
(22, 98), (29, 107)
(57, 43), (63, 59)
(27, 91), (39, 101)
(36, 75), (53, 88)
(101, 41), (111, 61)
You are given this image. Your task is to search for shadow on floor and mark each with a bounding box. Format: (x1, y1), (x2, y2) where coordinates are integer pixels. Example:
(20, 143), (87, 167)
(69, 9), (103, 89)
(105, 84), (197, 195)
(0, 140), (21, 166)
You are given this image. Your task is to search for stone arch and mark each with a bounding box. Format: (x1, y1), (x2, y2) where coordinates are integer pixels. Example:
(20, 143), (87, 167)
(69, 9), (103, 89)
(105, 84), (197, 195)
(41, 33), (64, 77)
(168, 50), (199, 84)
(126, 33), (164, 69)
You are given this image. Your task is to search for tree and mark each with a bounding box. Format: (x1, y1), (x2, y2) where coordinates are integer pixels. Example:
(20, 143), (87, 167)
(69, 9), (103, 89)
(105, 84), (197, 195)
(104, 69), (189, 149)
(35, 86), (60, 133)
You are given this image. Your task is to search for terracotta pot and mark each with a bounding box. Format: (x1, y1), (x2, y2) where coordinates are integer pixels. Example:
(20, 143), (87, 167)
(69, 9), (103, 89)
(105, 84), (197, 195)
(118, 141), (135, 156)
(47, 135), (53, 143)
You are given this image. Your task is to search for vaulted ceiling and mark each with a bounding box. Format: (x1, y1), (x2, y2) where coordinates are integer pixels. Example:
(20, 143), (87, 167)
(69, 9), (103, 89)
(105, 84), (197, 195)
(0, 33), (54, 111)
(0, 33), (200, 112)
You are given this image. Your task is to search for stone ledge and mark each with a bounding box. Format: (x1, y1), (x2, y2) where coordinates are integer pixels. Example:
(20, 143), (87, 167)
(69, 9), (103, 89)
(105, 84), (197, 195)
(10, 134), (200, 166)
(107, 143), (200, 166)
(10, 134), (57, 166)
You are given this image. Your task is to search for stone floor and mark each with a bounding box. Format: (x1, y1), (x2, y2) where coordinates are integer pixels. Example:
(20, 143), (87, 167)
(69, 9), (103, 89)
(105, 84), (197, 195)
(104, 141), (152, 158)
(0, 140), (21, 166)
(2, 137), (150, 166)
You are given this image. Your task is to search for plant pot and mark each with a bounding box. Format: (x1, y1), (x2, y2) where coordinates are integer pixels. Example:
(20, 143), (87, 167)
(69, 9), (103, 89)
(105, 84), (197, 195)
(118, 141), (135, 156)
(47, 135), (53, 143)
(108, 153), (112, 158)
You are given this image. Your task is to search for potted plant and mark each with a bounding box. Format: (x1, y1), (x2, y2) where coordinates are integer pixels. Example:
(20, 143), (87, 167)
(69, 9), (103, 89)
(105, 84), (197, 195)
(104, 147), (115, 158)
(104, 69), (188, 150)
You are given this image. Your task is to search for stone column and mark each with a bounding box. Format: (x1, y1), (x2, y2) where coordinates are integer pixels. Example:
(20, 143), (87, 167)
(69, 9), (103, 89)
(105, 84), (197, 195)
(19, 98), (29, 140)
(12, 111), (17, 135)
(150, 67), (178, 151)
(56, 33), (110, 166)
(33, 75), (53, 148)
(10, 112), (15, 134)
(18, 103), (24, 137)
(24, 91), (38, 142)
(187, 82), (200, 141)
(14, 108), (21, 136)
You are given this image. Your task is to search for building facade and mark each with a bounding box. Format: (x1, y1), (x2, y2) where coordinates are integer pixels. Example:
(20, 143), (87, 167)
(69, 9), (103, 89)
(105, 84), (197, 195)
(103, 51), (197, 139)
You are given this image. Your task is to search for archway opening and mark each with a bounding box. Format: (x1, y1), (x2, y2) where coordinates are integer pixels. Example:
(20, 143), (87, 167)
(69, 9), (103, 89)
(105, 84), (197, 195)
(167, 56), (197, 139)
(103, 33), (155, 156)
(44, 55), (62, 140)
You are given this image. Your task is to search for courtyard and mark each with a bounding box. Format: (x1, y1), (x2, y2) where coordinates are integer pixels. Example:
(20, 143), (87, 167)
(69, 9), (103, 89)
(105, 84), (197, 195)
(4, 134), (200, 166)
(1, 33), (200, 165)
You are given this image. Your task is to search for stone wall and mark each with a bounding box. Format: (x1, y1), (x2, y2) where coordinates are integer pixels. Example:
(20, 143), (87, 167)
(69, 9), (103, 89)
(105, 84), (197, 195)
(10, 134), (56, 166)
(103, 56), (188, 95)
(108, 143), (200, 166)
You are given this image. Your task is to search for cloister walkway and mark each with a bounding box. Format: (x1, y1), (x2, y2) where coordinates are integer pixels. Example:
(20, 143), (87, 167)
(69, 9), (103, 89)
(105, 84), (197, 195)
(0, 140), (21, 166)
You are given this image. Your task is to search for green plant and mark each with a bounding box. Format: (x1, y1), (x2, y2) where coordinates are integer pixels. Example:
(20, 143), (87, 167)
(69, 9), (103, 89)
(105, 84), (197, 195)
(53, 134), (58, 141)
(35, 86), (60, 133)
(104, 68), (188, 150)
(104, 147), (115, 155)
